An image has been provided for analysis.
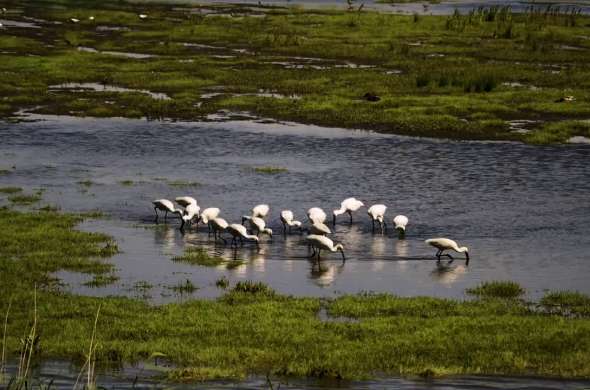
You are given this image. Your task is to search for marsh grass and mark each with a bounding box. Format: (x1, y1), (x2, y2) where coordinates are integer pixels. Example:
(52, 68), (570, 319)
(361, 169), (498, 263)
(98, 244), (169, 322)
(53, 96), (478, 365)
(166, 180), (200, 188)
(466, 281), (525, 299)
(215, 276), (230, 289)
(8, 193), (42, 205)
(169, 279), (198, 294)
(0, 187), (22, 194)
(253, 166), (288, 174)
(541, 291), (590, 316)
(172, 247), (225, 267)
(82, 274), (119, 288)
(119, 180), (134, 186)
(77, 180), (94, 187)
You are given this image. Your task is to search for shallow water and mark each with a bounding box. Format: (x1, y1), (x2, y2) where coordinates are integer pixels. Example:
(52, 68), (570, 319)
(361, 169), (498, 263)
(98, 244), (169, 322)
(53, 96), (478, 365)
(1, 113), (590, 304)
(2, 360), (590, 389)
(49, 82), (171, 100)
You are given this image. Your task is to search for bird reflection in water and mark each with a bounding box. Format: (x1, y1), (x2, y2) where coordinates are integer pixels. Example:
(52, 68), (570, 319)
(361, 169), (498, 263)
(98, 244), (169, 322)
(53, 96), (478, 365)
(153, 225), (178, 253)
(252, 250), (266, 273)
(370, 236), (387, 271)
(431, 263), (467, 285)
(310, 262), (344, 287)
(395, 240), (409, 271)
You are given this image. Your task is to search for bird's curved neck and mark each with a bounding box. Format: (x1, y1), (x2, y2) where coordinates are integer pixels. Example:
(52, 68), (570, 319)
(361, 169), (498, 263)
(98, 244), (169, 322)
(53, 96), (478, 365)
(333, 207), (346, 216)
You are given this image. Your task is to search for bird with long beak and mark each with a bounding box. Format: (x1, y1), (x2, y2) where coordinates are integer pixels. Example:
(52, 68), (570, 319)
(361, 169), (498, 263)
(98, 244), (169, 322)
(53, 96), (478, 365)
(306, 235), (345, 262)
(245, 216), (273, 239)
(333, 197), (364, 225)
(425, 238), (469, 265)
(393, 215), (408, 239)
(280, 210), (302, 234)
(152, 199), (183, 222)
(227, 223), (260, 250)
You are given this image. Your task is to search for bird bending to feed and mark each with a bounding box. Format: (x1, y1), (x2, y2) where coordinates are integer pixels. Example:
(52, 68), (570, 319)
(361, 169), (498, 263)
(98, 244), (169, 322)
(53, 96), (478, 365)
(367, 204), (387, 234)
(180, 202), (200, 230)
(246, 217), (273, 239)
(425, 238), (469, 265)
(138, 14), (148, 19)
(333, 197), (364, 225)
(70, 18), (80, 23)
(280, 210), (302, 234)
(198, 207), (220, 233)
(175, 196), (198, 208)
(307, 221), (331, 235)
(152, 199), (184, 222)
(227, 224), (260, 249)
(242, 204), (270, 224)
(306, 235), (345, 262)
(209, 217), (228, 243)
(393, 215), (409, 239)
(307, 207), (327, 224)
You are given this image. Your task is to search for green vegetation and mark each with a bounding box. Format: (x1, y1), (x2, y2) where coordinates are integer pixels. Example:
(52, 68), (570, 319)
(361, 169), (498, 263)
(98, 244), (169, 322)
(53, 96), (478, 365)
(215, 276), (230, 289)
(466, 280), (525, 299)
(0, 187), (22, 194)
(168, 279), (198, 294)
(1, 209), (590, 381)
(541, 290), (590, 316)
(119, 180), (134, 186)
(1, 1), (589, 143)
(167, 180), (200, 188)
(253, 166), (289, 174)
(82, 273), (119, 287)
(77, 180), (94, 187)
(8, 193), (42, 205)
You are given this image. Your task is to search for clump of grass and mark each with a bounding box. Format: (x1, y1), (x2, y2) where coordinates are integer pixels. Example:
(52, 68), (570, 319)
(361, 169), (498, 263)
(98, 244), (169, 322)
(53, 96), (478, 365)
(0, 187), (22, 194)
(253, 166), (288, 174)
(172, 247), (225, 267)
(215, 276), (230, 289)
(526, 120), (590, 144)
(0, 169), (11, 176)
(225, 260), (245, 270)
(169, 279), (198, 294)
(119, 180), (134, 186)
(78, 180), (94, 187)
(8, 193), (42, 205)
(82, 274), (119, 288)
(232, 280), (275, 296)
(167, 180), (200, 188)
(466, 281), (525, 299)
(541, 291), (590, 316)
(38, 204), (60, 212)
(79, 210), (104, 219)
(134, 280), (153, 290)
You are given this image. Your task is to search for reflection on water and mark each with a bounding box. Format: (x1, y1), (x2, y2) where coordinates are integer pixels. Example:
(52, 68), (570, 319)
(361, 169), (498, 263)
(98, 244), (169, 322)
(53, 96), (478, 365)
(1, 114), (590, 302)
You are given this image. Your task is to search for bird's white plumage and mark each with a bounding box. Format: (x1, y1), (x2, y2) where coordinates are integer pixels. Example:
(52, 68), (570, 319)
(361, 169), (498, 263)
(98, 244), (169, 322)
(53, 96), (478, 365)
(307, 207), (327, 224)
(333, 197), (364, 216)
(175, 196), (197, 208)
(182, 202), (200, 222)
(248, 216), (272, 237)
(227, 223), (259, 243)
(210, 217), (228, 232)
(70, 18), (80, 23)
(199, 207), (220, 224)
(425, 238), (468, 254)
(251, 204), (270, 219)
(368, 204), (387, 222)
(138, 14), (148, 19)
(280, 210), (302, 227)
(152, 199), (179, 213)
(309, 222), (331, 235)
(393, 215), (409, 230)
(306, 235), (344, 253)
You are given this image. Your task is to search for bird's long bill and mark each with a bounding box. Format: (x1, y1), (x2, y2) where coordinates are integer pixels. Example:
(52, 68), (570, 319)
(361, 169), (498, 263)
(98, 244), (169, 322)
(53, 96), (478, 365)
(465, 252), (470, 265)
(340, 249), (346, 262)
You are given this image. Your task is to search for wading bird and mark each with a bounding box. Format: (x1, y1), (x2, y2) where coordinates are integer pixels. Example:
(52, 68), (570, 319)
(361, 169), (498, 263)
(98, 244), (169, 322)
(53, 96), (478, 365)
(367, 204), (387, 234)
(209, 217), (228, 243)
(425, 238), (469, 265)
(227, 223), (260, 249)
(198, 207), (220, 233)
(333, 197), (364, 225)
(246, 216), (272, 239)
(138, 14), (148, 19)
(242, 204), (270, 224)
(393, 215), (409, 239)
(306, 235), (345, 262)
(70, 18), (80, 23)
(152, 199), (183, 222)
(175, 196), (198, 208)
(307, 207), (327, 224)
(180, 202), (200, 230)
(280, 210), (302, 234)
(307, 221), (331, 235)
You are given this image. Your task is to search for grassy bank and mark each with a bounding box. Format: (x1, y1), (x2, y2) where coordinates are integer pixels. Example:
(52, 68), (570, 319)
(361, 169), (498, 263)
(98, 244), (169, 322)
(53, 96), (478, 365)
(0, 1), (589, 143)
(1, 208), (590, 382)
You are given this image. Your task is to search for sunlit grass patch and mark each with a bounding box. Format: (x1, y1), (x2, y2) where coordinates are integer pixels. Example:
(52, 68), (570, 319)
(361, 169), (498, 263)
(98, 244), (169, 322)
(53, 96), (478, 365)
(253, 166), (288, 174)
(466, 281), (525, 299)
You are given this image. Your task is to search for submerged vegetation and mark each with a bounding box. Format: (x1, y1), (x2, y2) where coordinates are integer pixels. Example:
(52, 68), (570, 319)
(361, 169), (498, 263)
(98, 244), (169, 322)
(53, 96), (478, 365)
(253, 166), (289, 174)
(1, 208), (590, 382)
(466, 280), (525, 299)
(0, 0), (589, 143)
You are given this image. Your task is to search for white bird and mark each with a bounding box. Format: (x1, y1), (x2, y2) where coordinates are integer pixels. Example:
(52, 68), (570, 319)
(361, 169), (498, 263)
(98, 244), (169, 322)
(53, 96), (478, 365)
(280, 210), (302, 234)
(209, 217), (228, 243)
(198, 207), (220, 233)
(307, 207), (327, 224)
(333, 197), (364, 225)
(246, 216), (272, 238)
(393, 215), (409, 238)
(70, 18), (80, 23)
(306, 235), (345, 262)
(88, 16), (95, 21)
(242, 204), (270, 224)
(227, 223), (260, 249)
(425, 238), (470, 264)
(152, 199), (183, 222)
(180, 202), (200, 230)
(307, 221), (331, 235)
(138, 14), (148, 19)
(175, 196), (198, 208)
(367, 204), (387, 234)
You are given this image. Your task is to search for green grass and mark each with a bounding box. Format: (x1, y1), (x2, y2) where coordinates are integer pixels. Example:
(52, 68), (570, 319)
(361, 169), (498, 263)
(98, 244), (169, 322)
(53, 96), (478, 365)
(8, 193), (42, 205)
(172, 247), (226, 267)
(0, 187), (22, 194)
(77, 180), (94, 187)
(83, 273), (120, 287)
(167, 180), (200, 188)
(253, 166), (289, 174)
(541, 291), (590, 316)
(168, 279), (198, 294)
(466, 281), (525, 299)
(1, 209), (590, 380)
(119, 180), (134, 186)
(1, 0), (589, 143)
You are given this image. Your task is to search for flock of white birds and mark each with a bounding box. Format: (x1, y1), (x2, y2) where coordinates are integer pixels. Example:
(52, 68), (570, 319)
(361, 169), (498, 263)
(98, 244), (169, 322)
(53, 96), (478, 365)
(152, 196), (469, 264)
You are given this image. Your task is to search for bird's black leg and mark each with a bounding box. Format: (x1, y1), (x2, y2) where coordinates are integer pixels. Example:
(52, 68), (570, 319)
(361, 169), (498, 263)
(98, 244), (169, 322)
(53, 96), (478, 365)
(371, 219), (375, 233)
(380, 221), (385, 235)
(154, 207), (159, 223)
(444, 253), (454, 263)
(348, 211), (353, 225)
(164, 210), (168, 222)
